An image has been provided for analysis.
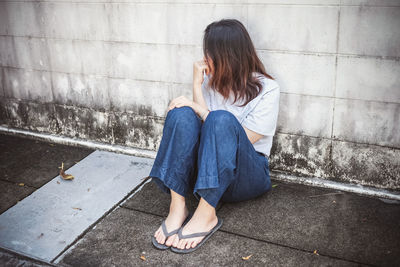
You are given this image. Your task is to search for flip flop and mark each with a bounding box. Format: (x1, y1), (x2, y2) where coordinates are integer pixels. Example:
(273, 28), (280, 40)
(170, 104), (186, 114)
(170, 217), (223, 254)
(152, 212), (193, 250)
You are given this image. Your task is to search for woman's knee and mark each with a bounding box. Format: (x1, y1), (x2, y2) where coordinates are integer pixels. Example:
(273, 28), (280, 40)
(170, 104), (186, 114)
(166, 106), (198, 125)
(165, 106), (201, 134)
(204, 110), (238, 131)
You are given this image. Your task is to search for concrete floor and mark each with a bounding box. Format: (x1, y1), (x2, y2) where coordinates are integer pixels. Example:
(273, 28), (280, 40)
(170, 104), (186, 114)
(0, 133), (399, 266)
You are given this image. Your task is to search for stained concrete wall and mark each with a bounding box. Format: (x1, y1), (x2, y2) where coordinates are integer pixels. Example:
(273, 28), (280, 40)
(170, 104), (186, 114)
(0, 0), (399, 190)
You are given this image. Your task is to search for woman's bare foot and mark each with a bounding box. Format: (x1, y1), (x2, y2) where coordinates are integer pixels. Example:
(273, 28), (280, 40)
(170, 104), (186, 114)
(172, 197), (218, 250)
(154, 190), (189, 246)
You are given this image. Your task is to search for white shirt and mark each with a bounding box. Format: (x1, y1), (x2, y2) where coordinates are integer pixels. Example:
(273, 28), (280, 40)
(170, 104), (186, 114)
(201, 72), (280, 157)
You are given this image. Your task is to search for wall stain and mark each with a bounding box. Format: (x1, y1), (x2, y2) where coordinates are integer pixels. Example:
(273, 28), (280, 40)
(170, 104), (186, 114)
(1, 98), (399, 190)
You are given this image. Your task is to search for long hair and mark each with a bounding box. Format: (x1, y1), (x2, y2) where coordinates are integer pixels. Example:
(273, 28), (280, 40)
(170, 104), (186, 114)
(203, 19), (274, 107)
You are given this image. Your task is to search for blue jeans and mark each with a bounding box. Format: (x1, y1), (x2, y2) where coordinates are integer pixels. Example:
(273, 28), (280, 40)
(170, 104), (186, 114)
(148, 106), (272, 208)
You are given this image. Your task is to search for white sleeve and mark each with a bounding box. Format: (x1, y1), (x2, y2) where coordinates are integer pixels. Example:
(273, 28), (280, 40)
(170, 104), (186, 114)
(241, 85), (280, 136)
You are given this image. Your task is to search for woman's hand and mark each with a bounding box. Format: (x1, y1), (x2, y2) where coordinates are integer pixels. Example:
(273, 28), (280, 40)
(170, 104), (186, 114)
(167, 95), (194, 112)
(193, 58), (210, 87)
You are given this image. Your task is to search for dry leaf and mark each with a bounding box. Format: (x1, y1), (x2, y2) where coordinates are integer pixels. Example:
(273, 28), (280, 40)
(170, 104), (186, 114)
(72, 207), (82, 210)
(50, 144), (55, 147)
(272, 184), (278, 188)
(140, 255), (146, 261)
(87, 188), (90, 192)
(313, 250), (319, 255)
(37, 233), (44, 239)
(242, 254), (252, 260)
(59, 162), (74, 180)
(57, 181), (60, 184)
(18, 183), (24, 186)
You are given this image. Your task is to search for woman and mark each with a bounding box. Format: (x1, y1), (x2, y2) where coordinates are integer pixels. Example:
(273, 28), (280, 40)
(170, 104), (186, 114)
(149, 19), (280, 253)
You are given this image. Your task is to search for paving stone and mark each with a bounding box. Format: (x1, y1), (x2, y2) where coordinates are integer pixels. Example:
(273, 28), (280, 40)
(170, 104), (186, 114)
(218, 181), (400, 266)
(0, 150), (153, 262)
(0, 133), (94, 188)
(58, 207), (358, 266)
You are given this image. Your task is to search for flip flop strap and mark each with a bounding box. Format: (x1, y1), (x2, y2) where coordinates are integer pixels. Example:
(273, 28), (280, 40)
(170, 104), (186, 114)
(178, 227), (210, 239)
(161, 220), (179, 237)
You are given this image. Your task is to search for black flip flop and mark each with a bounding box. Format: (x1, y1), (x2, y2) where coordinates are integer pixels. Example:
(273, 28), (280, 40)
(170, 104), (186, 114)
(151, 212), (193, 250)
(170, 217), (223, 254)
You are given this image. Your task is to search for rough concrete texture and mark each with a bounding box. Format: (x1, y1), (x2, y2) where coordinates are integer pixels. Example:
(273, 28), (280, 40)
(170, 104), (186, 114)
(57, 178), (400, 266)
(0, 181), (35, 214)
(120, 180), (400, 266)
(0, 98), (164, 150)
(0, 250), (51, 267)
(58, 208), (358, 267)
(218, 181), (400, 266)
(269, 133), (332, 179)
(0, 132), (93, 213)
(0, 1), (399, 191)
(332, 140), (400, 189)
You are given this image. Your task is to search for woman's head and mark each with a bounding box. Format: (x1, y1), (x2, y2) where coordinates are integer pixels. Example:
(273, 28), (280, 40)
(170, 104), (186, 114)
(203, 19), (274, 107)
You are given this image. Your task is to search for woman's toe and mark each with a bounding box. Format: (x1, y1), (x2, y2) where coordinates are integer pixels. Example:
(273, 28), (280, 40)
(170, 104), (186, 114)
(178, 240), (185, 249)
(157, 233), (164, 244)
(191, 240), (198, 248)
(185, 240), (192, 249)
(154, 229), (159, 238)
(165, 235), (174, 246)
(172, 237), (179, 247)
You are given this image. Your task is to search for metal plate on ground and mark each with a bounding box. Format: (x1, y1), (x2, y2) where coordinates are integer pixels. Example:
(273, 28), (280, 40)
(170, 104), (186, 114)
(0, 150), (154, 262)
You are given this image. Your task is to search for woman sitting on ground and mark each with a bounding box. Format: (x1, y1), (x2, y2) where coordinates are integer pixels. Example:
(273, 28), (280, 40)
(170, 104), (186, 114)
(149, 18), (280, 253)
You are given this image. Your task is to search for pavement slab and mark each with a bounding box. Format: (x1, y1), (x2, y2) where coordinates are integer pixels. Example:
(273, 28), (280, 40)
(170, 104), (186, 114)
(0, 150), (153, 262)
(218, 181), (400, 266)
(58, 207), (358, 266)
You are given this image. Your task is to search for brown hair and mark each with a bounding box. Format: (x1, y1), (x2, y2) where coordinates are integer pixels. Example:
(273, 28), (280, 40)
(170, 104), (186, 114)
(203, 19), (274, 107)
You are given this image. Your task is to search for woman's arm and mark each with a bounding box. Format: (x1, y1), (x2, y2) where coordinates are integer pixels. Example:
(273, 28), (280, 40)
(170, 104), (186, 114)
(193, 82), (208, 111)
(192, 83), (210, 121)
(242, 126), (264, 144)
(192, 60), (210, 121)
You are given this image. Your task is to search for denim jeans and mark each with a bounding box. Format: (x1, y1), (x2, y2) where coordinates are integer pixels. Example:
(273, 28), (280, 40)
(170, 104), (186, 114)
(148, 106), (272, 208)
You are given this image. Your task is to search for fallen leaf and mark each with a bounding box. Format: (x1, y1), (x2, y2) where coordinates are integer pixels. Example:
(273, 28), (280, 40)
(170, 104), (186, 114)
(140, 255), (146, 261)
(87, 188), (90, 192)
(50, 144), (55, 147)
(37, 233), (44, 239)
(242, 254), (252, 260)
(271, 184), (278, 188)
(59, 162), (74, 180)
(57, 181), (60, 184)
(18, 183), (24, 186)
(74, 161), (79, 164)
(72, 207), (82, 211)
(313, 250), (319, 255)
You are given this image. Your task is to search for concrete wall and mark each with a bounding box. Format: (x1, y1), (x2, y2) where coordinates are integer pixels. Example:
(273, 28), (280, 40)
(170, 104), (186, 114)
(0, 0), (399, 190)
